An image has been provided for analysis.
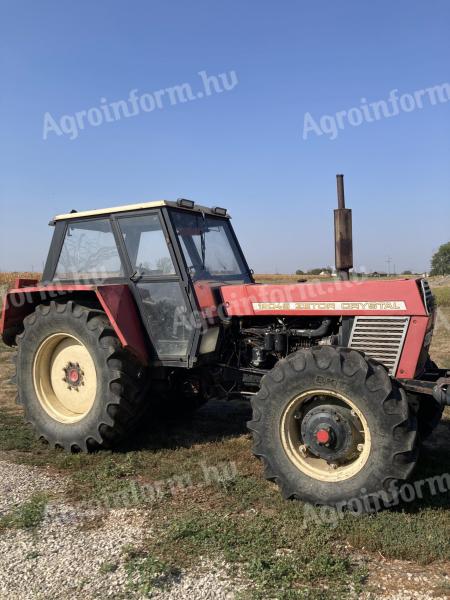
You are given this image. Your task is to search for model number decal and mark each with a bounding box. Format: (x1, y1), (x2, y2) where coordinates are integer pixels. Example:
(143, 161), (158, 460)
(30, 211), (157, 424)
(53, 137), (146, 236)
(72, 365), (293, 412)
(252, 301), (407, 311)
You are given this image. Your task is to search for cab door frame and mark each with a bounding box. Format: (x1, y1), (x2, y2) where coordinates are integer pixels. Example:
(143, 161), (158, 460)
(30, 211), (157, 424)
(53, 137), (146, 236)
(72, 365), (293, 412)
(110, 208), (202, 368)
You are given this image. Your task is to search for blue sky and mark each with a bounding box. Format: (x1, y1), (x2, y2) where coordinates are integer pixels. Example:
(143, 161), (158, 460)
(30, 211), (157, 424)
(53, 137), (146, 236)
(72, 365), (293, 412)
(1, 0), (449, 274)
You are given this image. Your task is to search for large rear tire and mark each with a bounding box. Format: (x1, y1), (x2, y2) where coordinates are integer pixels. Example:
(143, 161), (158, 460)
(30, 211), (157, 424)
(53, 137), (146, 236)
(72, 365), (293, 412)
(15, 301), (149, 452)
(248, 346), (418, 508)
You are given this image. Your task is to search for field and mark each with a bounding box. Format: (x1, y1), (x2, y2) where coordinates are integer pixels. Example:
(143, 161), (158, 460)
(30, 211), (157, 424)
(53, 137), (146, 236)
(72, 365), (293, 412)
(0, 275), (449, 598)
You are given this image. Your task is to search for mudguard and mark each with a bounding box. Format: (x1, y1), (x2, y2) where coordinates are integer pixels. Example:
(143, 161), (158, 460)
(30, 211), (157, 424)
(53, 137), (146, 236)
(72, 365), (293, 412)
(0, 280), (148, 365)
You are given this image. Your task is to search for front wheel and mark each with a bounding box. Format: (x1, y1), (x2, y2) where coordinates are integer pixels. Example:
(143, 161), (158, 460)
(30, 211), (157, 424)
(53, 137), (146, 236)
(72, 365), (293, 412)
(248, 346), (418, 508)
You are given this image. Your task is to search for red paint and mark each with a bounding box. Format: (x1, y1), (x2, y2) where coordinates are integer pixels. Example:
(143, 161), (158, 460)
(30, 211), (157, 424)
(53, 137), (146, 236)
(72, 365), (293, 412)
(316, 429), (330, 444)
(95, 285), (148, 364)
(193, 280), (234, 322)
(221, 279), (427, 317)
(68, 369), (80, 383)
(0, 283), (148, 365)
(194, 281), (220, 319)
(396, 316), (429, 379)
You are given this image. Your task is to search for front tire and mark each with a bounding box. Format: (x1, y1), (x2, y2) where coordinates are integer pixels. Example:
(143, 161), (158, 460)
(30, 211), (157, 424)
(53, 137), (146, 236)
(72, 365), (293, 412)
(16, 301), (148, 452)
(248, 346), (418, 507)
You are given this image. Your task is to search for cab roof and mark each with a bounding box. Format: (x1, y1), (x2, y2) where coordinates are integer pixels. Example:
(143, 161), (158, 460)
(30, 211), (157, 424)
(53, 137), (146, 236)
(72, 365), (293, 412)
(52, 200), (230, 223)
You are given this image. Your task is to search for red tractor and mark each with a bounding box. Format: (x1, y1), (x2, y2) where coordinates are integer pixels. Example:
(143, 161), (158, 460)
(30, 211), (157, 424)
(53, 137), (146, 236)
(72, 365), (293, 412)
(1, 180), (449, 507)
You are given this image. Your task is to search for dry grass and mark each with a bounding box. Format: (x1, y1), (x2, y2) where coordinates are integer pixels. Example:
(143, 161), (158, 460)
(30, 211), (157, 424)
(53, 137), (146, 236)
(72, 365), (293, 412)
(430, 307), (450, 368)
(0, 272), (40, 287)
(433, 287), (450, 307)
(254, 273), (332, 283)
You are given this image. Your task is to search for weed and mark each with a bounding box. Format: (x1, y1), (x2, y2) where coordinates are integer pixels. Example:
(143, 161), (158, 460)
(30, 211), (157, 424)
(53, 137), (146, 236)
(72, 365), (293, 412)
(99, 561), (119, 574)
(124, 546), (180, 594)
(0, 493), (48, 530)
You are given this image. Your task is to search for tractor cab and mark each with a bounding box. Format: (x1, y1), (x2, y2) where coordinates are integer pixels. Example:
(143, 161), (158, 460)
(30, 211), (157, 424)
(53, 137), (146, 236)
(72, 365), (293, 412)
(41, 199), (251, 365)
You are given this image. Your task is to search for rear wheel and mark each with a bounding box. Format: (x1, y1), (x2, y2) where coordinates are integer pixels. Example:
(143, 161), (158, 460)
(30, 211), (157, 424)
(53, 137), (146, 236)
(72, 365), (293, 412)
(16, 301), (149, 451)
(248, 346), (418, 508)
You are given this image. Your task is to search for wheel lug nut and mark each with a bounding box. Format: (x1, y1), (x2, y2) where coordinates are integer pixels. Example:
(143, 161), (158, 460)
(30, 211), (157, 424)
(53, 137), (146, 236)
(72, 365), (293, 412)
(357, 443), (364, 452)
(299, 445), (308, 457)
(330, 463), (338, 469)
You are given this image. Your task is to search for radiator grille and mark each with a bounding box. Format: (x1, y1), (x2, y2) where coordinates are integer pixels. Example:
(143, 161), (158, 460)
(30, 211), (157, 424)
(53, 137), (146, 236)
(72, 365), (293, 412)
(349, 317), (410, 375)
(420, 279), (435, 314)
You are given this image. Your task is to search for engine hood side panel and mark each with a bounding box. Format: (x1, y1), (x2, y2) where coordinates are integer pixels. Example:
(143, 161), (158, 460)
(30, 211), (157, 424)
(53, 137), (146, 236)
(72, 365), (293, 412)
(220, 279), (428, 317)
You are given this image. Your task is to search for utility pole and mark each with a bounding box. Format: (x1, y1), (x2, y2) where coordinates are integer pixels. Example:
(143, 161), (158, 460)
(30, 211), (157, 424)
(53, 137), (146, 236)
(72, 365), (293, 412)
(386, 256), (392, 276)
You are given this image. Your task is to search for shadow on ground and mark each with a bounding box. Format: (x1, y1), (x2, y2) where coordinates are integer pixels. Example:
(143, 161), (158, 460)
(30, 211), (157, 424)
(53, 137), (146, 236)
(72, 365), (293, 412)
(123, 398), (450, 506)
(120, 398), (253, 452)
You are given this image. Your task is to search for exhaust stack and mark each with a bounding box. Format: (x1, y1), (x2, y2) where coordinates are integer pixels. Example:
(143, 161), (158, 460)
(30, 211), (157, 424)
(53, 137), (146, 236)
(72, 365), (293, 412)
(334, 174), (353, 281)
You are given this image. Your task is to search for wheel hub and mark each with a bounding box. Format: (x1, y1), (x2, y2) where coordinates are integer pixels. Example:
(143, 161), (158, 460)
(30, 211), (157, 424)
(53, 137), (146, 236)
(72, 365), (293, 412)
(300, 404), (361, 463)
(63, 362), (85, 389)
(33, 333), (97, 424)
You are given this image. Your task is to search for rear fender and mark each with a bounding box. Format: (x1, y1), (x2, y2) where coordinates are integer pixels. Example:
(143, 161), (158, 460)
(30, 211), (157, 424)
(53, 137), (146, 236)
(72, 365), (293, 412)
(0, 283), (148, 365)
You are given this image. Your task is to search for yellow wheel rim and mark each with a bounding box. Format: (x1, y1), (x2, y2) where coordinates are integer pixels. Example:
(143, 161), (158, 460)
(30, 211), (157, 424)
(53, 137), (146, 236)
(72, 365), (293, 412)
(280, 389), (371, 482)
(33, 333), (97, 424)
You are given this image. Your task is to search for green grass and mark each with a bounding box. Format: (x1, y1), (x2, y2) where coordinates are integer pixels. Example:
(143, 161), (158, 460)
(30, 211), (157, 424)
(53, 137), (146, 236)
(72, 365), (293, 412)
(99, 560), (119, 574)
(0, 493), (48, 530)
(124, 546), (179, 595)
(0, 409), (37, 451)
(434, 286), (450, 307)
(153, 506), (367, 599)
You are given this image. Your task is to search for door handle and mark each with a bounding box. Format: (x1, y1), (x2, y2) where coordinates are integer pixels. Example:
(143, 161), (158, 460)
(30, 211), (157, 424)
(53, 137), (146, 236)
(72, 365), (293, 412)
(130, 270), (144, 282)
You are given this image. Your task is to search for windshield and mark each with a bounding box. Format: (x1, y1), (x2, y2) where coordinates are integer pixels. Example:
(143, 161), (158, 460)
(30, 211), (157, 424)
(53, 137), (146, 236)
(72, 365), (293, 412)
(171, 210), (251, 282)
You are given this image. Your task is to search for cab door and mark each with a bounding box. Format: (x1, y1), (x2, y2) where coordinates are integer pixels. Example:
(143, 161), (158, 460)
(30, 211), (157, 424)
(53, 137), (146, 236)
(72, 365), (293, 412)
(112, 211), (196, 364)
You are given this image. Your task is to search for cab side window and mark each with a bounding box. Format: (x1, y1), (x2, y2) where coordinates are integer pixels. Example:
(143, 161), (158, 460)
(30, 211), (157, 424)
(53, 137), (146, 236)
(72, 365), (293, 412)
(119, 214), (175, 275)
(55, 218), (123, 280)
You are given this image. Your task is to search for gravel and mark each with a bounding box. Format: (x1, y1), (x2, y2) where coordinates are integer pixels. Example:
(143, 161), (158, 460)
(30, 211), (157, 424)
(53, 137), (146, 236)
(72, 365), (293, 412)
(149, 559), (244, 600)
(360, 555), (450, 600)
(0, 459), (447, 599)
(0, 501), (244, 600)
(0, 460), (66, 515)
(0, 504), (147, 599)
(0, 460), (245, 599)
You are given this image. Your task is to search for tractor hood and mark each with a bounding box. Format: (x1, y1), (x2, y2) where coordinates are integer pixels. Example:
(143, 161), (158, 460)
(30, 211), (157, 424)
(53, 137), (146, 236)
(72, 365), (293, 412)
(219, 279), (430, 318)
